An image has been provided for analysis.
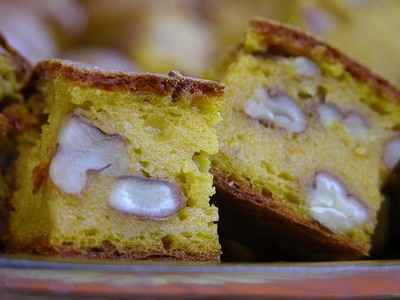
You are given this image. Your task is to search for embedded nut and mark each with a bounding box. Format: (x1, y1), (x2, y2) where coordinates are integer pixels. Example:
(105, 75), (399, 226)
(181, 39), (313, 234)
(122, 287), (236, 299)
(49, 113), (129, 195)
(343, 112), (369, 140)
(384, 137), (400, 170)
(293, 57), (320, 77)
(244, 88), (307, 133)
(317, 103), (342, 127)
(317, 103), (369, 139)
(109, 176), (186, 220)
(308, 172), (369, 233)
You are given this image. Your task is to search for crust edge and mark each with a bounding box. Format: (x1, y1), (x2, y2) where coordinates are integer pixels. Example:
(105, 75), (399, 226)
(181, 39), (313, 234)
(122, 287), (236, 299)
(249, 19), (400, 103)
(28, 59), (224, 99)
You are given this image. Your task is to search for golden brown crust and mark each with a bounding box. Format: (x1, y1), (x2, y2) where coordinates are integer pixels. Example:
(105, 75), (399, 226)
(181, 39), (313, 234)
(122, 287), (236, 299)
(249, 19), (400, 102)
(213, 169), (368, 260)
(0, 33), (31, 86)
(28, 59), (224, 99)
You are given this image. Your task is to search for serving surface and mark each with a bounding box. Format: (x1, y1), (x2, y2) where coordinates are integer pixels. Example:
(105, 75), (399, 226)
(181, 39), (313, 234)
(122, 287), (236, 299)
(0, 256), (399, 299)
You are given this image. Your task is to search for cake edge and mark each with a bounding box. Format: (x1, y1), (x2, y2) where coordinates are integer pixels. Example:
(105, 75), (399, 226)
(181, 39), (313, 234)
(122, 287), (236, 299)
(248, 18), (400, 103)
(26, 59), (224, 100)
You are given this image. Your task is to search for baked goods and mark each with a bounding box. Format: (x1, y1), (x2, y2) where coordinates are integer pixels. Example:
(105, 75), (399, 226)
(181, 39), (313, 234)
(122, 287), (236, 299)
(0, 33), (33, 239)
(212, 19), (400, 260)
(133, 2), (216, 76)
(0, 32), (32, 175)
(9, 60), (223, 260)
(289, 0), (400, 86)
(203, 0), (290, 53)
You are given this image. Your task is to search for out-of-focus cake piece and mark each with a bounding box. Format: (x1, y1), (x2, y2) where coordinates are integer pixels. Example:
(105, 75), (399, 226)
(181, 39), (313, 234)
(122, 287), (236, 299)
(133, 2), (216, 76)
(203, 0), (291, 52)
(212, 19), (400, 260)
(0, 33), (34, 239)
(289, 0), (400, 86)
(9, 60), (223, 260)
(83, 0), (145, 50)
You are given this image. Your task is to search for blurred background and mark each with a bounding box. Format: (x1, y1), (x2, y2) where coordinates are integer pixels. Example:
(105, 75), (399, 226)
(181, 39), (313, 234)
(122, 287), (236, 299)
(0, 0), (399, 86)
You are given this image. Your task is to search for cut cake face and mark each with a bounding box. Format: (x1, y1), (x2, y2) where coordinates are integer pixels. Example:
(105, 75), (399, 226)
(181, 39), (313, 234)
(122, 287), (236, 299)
(10, 60), (223, 261)
(213, 19), (400, 260)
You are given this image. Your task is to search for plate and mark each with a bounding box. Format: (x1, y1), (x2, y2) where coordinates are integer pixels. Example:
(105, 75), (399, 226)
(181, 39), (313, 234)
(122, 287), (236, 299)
(0, 255), (399, 299)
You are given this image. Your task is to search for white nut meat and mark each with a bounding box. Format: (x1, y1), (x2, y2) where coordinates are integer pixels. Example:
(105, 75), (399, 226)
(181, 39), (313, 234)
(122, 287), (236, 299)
(308, 172), (369, 233)
(49, 114), (129, 195)
(317, 103), (342, 127)
(384, 137), (400, 170)
(109, 176), (185, 220)
(244, 88), (307, 133)
(317, 103), (369, 139)
(293, 57), (321, 77)
(343, 112), (369, 140)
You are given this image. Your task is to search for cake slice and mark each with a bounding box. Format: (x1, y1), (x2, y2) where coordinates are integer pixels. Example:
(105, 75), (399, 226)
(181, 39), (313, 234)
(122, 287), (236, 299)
(0, 33), (33, 239)
(213, 19), (400, 260)
(9, 60), (223, 260)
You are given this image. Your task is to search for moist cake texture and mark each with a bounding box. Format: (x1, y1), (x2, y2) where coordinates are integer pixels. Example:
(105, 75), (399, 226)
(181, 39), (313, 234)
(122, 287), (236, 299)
(213, 19), (400, 260)
(10, 60), (223, 260)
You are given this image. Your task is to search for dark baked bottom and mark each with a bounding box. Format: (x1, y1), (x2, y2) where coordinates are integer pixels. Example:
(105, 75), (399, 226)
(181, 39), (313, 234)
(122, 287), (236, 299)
(213, 170), (369, 261)
(9, 241), (220, 262)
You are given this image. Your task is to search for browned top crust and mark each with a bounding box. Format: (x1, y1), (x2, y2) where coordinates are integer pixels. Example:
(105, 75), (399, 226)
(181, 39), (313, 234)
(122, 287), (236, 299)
(29, 59), (224, 99)
(249, 19), (400, 103)
(0, 33), (31, 86)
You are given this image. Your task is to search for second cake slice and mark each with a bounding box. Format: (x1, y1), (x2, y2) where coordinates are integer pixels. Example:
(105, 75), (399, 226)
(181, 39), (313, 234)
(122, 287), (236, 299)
(10, 60), (224, 260)
(213, 19), (400, 260)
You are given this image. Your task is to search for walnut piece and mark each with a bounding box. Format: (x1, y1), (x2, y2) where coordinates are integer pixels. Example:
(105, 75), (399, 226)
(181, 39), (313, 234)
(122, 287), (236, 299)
(49, 113), (129, 195)
(244, 88), (307, 133)
(109, 176), (185, 220)
(308, 171), (369, 233)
